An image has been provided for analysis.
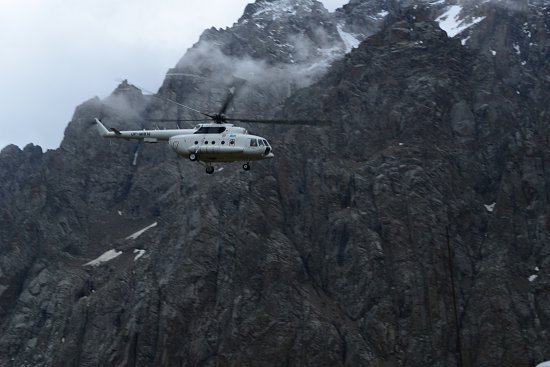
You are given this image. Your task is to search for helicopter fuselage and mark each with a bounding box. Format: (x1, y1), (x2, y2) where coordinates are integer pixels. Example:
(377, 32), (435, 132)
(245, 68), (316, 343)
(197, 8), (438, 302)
(95, 119), (273, 172)
(168, 129), (273, 163)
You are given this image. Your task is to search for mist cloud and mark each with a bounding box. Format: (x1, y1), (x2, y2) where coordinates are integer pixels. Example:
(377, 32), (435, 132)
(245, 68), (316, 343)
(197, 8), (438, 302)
(0, 0), (348, 150)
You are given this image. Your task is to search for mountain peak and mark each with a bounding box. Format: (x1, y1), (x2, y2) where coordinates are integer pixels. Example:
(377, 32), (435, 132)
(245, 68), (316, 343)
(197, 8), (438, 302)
(241, 0), (325, 22)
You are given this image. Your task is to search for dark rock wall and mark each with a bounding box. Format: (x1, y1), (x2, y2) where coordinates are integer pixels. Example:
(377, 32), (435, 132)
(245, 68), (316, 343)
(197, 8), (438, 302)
(1, 1), (549, 366)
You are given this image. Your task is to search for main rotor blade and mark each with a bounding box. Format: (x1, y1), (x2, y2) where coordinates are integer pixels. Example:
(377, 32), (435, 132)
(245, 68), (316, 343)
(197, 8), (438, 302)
(127, 81), (206, 116)
(218, 78), (246, 115)
(145, 118), (210, 122)
(225, 117), (329, 125)
(148, 94), (205, 116)
(218, 89), (235, 116)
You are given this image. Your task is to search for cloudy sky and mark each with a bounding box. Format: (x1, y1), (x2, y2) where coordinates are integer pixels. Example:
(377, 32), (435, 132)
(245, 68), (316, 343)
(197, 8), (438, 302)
(0, 0), (347, 151)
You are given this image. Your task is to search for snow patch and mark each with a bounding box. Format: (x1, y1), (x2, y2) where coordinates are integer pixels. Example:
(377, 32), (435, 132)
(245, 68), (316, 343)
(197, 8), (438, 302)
(513, 43), (521, 55)
(337, 25), (360, 52)
(133, 249), (146, 261)
(132, 151), (139, 166)
(523, 23), (532, 38)
(126, 222), (158, 240)
(436, 5), (486, 38)
(528, 267), (540, 282)
(536, 362), (550, 367)
(484, 203), (496, 212)
(85, 249), (122, 267)
(490, 49), (497, 56)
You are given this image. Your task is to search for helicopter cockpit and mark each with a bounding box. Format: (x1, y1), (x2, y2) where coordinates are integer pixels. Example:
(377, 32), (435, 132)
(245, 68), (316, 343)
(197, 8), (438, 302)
(250, 138), (272, 155)
(249, 138), (270, 147)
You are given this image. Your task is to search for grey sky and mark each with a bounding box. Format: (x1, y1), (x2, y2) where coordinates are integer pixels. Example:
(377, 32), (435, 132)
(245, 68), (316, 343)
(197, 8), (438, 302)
(0, 0), (348, 150)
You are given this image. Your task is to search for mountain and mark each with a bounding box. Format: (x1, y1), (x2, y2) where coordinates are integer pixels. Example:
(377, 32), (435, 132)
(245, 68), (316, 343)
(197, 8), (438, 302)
(1, 0), (550, 366)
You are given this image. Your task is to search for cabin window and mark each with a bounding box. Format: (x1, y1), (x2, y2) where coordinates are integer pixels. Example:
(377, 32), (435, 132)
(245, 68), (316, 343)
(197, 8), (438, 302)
(221, 141), (225, 145)
(204, 141), (208, 145)
(250, 139), (258, 147)
(194, 141), (198, 144)
(194, 126), (226, 134)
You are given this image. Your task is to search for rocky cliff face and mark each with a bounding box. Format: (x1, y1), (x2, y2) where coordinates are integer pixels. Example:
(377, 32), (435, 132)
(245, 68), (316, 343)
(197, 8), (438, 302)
(1, 1), (550, 366)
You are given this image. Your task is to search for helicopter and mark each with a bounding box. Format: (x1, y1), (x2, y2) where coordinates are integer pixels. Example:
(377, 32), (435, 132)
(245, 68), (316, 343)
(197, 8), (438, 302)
(95, 82), (322, 174)
(95, 117), (273, 174)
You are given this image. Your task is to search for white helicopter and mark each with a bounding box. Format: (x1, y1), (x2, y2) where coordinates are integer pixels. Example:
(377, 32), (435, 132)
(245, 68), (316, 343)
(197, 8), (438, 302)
(95, 117), (273, 174)
(95, 82), (320, 174)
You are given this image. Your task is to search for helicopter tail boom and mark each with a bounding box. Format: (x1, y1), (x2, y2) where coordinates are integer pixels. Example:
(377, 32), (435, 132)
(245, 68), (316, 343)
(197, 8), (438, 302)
(95, 118), (116, 137)
(94, 118), (195, 141)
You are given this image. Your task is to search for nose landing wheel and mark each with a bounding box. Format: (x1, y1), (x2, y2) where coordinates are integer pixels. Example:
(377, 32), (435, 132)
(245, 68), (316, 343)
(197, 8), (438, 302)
(206, 166), (215, 174)
(243, 163), (250, 171)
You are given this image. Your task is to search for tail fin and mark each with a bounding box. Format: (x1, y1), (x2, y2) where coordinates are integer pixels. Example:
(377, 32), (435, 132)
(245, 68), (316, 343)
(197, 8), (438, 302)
(95, 118), (113, 137)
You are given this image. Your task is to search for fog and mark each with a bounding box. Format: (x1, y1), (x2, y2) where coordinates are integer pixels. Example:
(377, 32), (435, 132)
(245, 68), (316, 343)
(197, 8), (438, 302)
(0, 0), (347, 151)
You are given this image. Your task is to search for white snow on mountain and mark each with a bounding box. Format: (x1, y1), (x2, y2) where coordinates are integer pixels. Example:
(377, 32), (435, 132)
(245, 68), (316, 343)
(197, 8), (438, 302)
(436, 5), (486, 38)
(337, 25), (361, 52)
(252, 0), (315, 20)
(133, 249), (146, 261)
(126, 222), (158, 240)
(484, 203), (496, 212)
(84, 249), (122, 267)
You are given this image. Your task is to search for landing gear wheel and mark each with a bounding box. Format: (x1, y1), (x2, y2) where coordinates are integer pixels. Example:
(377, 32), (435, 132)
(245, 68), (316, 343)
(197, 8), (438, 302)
(206, 166), (215, 174)
(189, 153), (197, 161)
(243, 163), (250, 171)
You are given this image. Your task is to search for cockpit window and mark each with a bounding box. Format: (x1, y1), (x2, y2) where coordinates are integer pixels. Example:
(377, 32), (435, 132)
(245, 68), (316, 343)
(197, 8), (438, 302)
(258, 140), (264, 146)
(263, 140), (269, 146)
(194, 126), (226, 134)
(250, 139), (258, 147)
